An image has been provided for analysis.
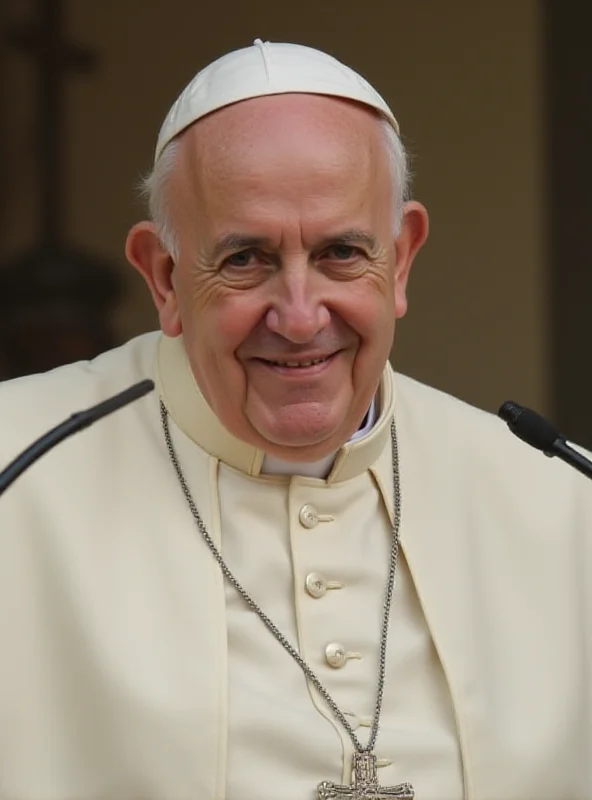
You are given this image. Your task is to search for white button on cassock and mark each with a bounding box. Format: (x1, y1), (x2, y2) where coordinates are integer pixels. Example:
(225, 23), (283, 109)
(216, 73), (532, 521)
(305, 573), (327, 598)
(325, 643), (347, 668)
(299, 504), (319, 529)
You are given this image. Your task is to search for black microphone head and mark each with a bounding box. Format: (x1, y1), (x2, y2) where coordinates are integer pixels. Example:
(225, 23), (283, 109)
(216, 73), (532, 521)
(498, 400), (561, 452)
(498, 401), (524, 426)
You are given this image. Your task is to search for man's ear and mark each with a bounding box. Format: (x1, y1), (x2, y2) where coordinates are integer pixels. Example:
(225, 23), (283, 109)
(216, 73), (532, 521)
(393, 201), (429, 319)
(125, 221), (181, 336)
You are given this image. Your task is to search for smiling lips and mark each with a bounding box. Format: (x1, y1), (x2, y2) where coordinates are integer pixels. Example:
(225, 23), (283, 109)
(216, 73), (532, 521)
(257, 354), (334, 369)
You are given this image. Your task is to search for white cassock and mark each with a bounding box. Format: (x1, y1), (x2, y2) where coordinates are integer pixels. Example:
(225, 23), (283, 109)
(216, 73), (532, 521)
(0, 331), (591, 800)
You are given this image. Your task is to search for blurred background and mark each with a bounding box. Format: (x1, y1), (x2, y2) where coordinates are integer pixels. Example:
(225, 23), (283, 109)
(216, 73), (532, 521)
(0, 0), (590, 443)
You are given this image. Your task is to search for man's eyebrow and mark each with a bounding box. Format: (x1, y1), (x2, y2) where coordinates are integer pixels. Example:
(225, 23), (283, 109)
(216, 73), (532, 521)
(322, 229), (378, 249)
(211, 234), (272, 260)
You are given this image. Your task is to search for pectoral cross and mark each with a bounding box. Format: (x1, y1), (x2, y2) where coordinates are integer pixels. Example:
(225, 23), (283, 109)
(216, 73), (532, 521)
(317, 752), (414, 799)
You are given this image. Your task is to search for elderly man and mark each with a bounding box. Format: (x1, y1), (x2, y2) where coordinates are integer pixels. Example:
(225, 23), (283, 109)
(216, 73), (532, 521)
(0, 40), (591, 800)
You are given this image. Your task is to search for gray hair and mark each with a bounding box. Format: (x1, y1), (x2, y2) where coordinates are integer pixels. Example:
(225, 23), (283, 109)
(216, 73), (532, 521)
(139, 116), (410, 262)
(139, 139), (182, 259)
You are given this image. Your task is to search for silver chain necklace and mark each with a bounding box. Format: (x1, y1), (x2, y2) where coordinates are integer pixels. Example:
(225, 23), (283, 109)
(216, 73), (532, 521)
(160, 400), (414, 799)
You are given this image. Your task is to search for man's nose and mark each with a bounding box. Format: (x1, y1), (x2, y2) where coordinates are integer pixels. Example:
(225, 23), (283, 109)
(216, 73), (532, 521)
(264, 267), (330, 344)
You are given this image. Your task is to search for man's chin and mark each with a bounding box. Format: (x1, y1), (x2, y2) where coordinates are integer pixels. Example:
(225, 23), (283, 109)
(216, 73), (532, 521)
(244, 396), (357, 456)
(252, 420), (345, 461)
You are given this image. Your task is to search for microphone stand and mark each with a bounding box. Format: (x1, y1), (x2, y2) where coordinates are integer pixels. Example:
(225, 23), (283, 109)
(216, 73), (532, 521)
(0, 379), (154, 497)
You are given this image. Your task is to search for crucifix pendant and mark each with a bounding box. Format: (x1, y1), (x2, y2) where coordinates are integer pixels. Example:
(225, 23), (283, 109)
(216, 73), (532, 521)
(317, 752), (415, 799)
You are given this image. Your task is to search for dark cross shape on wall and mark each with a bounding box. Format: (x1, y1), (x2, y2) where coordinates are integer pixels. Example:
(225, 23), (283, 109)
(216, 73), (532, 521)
(0, 0), (122, 379)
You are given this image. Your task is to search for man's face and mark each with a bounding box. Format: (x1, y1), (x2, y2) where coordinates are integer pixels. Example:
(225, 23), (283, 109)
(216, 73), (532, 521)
(129, 94), (427, 461)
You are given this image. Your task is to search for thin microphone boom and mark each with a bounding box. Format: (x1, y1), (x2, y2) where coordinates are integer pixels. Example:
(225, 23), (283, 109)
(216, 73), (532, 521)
(498, 400), (592, 480)
(0, 379), (155, 497)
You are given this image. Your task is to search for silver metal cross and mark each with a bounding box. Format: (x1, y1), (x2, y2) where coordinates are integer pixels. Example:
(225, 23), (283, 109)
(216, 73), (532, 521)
(317, 752), (415, 799)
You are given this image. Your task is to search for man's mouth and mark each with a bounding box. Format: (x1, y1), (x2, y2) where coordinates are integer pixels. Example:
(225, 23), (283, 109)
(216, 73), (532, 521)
(267, 356), (330, 368)
(256, 354), (335, 369)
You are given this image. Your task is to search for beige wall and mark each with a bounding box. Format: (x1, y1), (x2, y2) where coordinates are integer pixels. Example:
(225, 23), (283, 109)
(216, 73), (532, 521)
(2, 0), (544, 415)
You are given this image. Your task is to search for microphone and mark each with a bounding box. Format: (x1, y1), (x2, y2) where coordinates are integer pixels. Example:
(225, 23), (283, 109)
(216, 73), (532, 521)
(498, 400), (592, 480)
(0, 378), (155, 497)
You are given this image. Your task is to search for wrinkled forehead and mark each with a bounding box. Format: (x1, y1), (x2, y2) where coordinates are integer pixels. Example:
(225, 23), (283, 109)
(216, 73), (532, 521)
(178, 93), (391, 183)
(167, 95), (396, 242)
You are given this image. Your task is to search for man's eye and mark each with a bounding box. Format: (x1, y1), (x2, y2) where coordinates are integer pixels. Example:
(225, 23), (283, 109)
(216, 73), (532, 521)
(324, 244), (360, 260)
(225, 249), (256, 268)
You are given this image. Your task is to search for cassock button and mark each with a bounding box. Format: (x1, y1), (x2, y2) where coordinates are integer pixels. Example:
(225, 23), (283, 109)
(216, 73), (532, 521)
(299, 504), (319, 529)
(305, 573), (328, 598)
(325, 643), (347, 668)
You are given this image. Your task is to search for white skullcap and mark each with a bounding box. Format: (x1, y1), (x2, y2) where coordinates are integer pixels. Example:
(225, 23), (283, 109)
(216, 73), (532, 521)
(154, 39), (399, 163)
